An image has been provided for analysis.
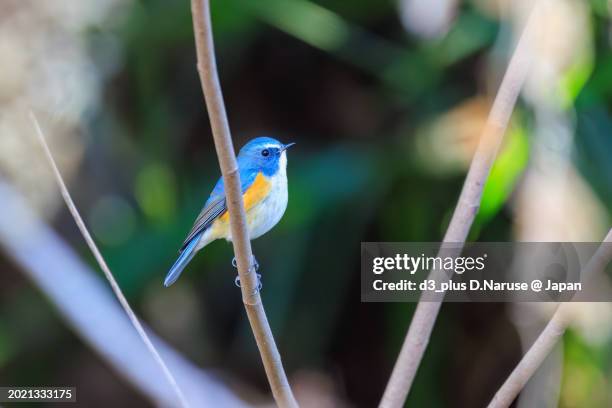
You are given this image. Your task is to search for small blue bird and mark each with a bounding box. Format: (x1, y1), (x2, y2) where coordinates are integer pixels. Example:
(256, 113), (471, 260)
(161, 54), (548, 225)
(164, 137), (295, 287)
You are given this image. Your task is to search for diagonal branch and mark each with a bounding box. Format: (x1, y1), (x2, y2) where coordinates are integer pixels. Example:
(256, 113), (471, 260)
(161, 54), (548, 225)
(190, 1), (297, 406)
(488, 229), (612, 408)
(30, 114), (190, 408)
(379, 2), (545, 407)
(0, 179), (247, 408)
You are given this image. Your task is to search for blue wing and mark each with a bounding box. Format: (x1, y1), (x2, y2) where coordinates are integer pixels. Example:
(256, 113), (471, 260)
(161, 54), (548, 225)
(164, 231), (202, 287)
(179, 168), (259, 252)
(165, 168), (260, 287)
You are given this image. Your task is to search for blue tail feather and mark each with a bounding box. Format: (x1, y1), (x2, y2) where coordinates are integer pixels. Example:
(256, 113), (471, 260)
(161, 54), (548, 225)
(164, 232), (202, 287)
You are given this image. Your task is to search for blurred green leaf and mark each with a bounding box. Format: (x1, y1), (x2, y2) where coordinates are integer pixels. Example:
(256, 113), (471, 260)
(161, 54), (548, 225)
(477, 119), (529, 223)
(134, 162), (178, 223)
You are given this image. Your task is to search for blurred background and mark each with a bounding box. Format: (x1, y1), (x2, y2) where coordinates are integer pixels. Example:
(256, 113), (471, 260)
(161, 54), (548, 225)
(0, 0), (611, 407)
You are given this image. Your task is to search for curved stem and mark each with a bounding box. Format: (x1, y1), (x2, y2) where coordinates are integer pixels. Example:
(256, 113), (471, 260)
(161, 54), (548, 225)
(190, 1), (298, 406)
(31, 114), (190, 408)
(379, 2), (544, 407)
(0, 179), (247, 408)
(488, 230), (612, 408)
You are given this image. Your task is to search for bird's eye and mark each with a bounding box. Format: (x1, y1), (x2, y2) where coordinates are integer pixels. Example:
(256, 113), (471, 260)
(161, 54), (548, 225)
(261, 149), (270, 157)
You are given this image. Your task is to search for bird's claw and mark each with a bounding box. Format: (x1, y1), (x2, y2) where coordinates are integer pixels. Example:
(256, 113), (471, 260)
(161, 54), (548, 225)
(232, 256), (261, 292)
(234, 273), (263, 291)
(231, 256), (259, 272)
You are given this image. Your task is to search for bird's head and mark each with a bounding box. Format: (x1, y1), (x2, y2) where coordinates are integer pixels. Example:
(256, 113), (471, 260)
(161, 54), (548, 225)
(237, 136), (295, 176)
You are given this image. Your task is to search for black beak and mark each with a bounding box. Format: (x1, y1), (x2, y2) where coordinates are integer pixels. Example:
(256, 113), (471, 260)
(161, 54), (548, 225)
(280, 142), (296, 152)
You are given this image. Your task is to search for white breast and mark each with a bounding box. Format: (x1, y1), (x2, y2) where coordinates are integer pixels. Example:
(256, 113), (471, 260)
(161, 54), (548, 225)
(246, 151), (288, 239)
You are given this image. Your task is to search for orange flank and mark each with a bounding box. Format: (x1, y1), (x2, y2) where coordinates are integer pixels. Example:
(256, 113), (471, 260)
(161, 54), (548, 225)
(219, 172), (271, 222)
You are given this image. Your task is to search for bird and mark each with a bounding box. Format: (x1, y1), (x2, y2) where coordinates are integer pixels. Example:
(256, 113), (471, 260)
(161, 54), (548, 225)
(164, 136), (295, 287)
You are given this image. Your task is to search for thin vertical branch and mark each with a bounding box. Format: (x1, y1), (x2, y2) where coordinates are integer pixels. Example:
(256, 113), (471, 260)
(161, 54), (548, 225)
(488, 229), (612, 408)
(190, 1), (298, 406)
(30, 114), (190, 408)
(379, 2), (544, 407)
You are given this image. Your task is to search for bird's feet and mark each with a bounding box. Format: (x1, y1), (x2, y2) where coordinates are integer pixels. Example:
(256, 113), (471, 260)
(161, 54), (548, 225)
(231, 256), (259, 272)
(232, 256), (262, 292)
(234, 273), (262, 291)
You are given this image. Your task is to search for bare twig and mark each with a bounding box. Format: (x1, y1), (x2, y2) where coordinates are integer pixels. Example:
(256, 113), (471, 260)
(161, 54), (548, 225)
(488, 229), (612, 408)
(0, 179), (247, 408)
(379, 2), (544, 407)
(30, 114), (190, 408)
(190, 1), (297, 406)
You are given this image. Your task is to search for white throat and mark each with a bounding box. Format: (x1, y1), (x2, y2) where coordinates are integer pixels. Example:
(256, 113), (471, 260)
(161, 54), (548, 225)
(278, 151), (288, 178)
